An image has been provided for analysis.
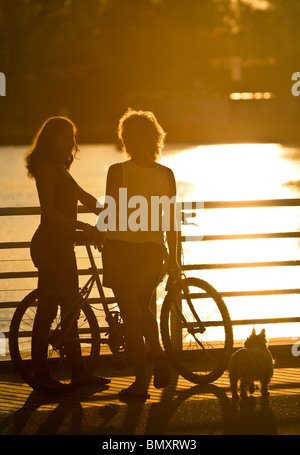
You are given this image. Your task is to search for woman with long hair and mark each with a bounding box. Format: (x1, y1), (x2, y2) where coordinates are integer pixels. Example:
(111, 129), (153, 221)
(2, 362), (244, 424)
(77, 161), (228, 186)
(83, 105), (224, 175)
(102, 109), (180, 398)
(25, 116), (109, 387)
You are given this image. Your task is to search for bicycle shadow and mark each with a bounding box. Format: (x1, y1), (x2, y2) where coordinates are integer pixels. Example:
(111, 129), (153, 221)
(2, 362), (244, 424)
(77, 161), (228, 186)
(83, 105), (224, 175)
(117, 371), (278, 435)
(105, 369), (233, 434)
(143, 373), (233, 435)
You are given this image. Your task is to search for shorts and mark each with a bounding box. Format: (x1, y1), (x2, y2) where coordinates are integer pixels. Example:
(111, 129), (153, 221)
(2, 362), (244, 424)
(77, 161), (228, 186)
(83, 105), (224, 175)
(102, 239), (164, 290)
(30, 226), (76, 270)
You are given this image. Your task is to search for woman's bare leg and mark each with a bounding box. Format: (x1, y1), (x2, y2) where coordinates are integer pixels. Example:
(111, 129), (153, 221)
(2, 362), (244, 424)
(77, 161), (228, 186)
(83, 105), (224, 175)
(137, 286), (170, 388)
(112, 286), (148, 395)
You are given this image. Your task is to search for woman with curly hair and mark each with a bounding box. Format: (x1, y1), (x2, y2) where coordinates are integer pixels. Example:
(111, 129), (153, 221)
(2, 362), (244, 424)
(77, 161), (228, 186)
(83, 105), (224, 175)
(102, 109), (180, 399)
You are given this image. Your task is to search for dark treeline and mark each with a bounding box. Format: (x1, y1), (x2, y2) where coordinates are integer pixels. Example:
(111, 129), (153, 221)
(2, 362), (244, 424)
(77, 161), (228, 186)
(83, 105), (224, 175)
(0, 0), (300, 144)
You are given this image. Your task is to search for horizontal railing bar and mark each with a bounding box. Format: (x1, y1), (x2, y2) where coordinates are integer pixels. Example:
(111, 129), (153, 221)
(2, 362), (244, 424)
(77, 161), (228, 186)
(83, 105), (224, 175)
(230, 317), (300, 326)
(0, 268), (104, 280)
(0, 302), (19, 309)
(0, 242), (30, 249)
(2, 260), (300, 280)
(1, 325), (111, 339)
(0, 241), (105, 249)
(0, 296), (117, 310)
(1, 199), (300, 217)
(2, 231), (300, 250)
(0, 207), (41, 216)
(0, 205), (90, 216)
(220, 289), (300, 297)
(3, 316), (299, 338)
(2, 289), (300, 310)
(202, 199), (300, 209)
(0, 271), (37, 279)
(181, 232), (300, 242)
(183, 260), (300, 270)
(185, 316), (300, 329)
(188, 289), (300, 299)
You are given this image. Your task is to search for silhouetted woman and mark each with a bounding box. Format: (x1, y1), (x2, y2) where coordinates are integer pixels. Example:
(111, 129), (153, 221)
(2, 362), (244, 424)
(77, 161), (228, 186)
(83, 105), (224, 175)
(25, 116), (108, 387)
(102, 109), (180, 398)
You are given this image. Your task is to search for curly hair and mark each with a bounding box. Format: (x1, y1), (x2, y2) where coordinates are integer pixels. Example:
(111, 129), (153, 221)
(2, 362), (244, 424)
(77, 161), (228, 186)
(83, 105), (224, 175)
(25, 116), (79, 179)
(117, 108), (166, 161)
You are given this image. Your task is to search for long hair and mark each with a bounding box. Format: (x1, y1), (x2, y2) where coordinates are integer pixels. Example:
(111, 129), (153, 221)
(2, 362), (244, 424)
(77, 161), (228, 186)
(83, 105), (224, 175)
(117, 108), (166, 161)
(25, 116), (79, 179)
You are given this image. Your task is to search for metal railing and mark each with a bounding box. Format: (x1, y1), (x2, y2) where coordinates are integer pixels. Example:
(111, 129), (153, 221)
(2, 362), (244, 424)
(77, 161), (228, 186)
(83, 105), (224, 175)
(179, 199), (300, 329)
(1, 199), (300, 351)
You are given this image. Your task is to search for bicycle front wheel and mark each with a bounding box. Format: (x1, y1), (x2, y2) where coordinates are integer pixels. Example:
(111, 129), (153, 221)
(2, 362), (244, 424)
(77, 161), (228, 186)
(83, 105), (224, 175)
(9, 289), (101, 394)
(160, 277), (233, 384)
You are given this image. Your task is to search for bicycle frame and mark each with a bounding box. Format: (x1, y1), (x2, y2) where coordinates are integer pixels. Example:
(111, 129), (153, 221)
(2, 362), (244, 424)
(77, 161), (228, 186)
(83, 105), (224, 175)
(48, 240), (120, 349)
(83, 242), (125, 349)
(84, 242), (113, 323)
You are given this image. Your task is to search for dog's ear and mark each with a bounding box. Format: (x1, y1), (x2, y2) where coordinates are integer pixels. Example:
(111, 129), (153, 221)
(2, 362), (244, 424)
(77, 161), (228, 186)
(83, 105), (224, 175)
(251, 328), (256, 336)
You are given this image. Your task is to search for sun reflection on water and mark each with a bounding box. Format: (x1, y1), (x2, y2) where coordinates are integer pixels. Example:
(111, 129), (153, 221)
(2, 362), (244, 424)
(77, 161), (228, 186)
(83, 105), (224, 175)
(160, 143), (300, 342)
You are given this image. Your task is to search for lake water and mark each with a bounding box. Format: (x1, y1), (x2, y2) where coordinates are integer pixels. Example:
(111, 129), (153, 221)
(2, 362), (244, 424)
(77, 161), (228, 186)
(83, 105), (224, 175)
(1, 142), (300, 348)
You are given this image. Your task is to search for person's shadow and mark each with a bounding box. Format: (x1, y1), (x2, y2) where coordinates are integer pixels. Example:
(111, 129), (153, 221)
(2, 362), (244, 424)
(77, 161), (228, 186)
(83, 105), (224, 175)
(116, 371), (277, 435)
(1, 384), (110, 435)
(0, 390), (84, 435)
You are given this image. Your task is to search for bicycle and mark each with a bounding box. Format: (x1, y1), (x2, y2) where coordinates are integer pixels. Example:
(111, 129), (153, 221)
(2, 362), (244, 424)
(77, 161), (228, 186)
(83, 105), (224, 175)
(9, 231), (125, 395)
(9, 231), (233, 394)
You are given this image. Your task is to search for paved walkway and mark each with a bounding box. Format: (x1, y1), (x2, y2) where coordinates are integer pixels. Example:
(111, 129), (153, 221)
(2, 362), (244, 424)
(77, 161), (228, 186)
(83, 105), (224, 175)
(0, 360), (300, 435)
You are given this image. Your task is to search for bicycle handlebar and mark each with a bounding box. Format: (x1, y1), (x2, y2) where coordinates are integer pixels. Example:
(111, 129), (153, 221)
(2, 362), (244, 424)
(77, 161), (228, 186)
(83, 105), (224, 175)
(74, 209), (197, 246)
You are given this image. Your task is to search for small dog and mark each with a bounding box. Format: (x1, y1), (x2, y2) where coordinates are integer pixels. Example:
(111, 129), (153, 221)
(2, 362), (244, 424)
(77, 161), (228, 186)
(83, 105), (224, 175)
(229, 328), (274, 399)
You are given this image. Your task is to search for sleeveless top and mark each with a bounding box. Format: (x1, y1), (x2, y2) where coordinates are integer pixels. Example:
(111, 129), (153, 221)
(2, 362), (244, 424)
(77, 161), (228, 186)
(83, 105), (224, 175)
(105, 160), (170, 245)
(30, 163), (79, 269)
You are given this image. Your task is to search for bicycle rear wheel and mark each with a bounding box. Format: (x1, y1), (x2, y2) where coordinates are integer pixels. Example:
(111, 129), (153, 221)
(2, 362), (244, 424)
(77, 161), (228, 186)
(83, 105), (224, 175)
(160, 277), (233, 384)
(9, 289), (101, 394)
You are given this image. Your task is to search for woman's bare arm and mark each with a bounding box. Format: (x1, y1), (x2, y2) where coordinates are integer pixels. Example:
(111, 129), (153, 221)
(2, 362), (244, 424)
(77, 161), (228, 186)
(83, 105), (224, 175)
(78, 187), (102, 215)
(104, 163), (122, 224)
(165, 168), (180, 273)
